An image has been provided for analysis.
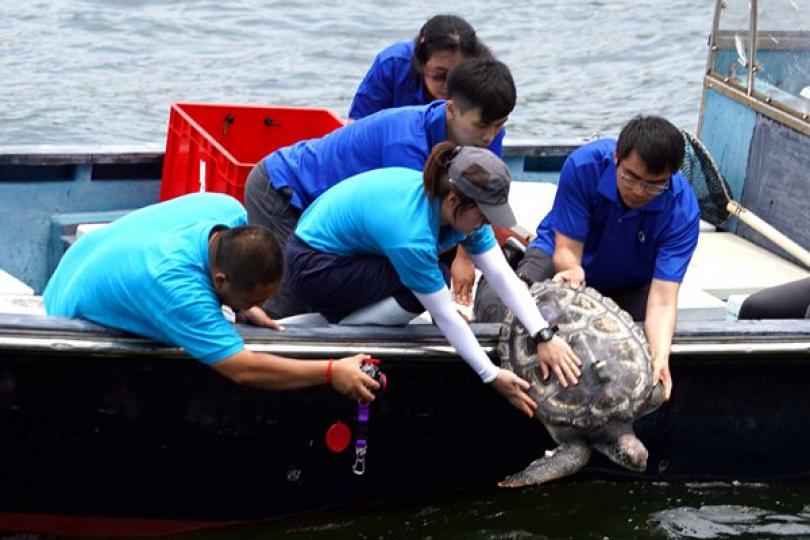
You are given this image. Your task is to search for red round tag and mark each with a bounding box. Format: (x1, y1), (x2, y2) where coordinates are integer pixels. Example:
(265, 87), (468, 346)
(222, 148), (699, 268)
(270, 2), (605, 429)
(325, 421), (351, 453)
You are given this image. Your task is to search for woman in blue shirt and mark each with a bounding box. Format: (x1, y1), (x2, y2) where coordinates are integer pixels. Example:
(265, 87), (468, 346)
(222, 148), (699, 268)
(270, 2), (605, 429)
(283, 143), (582, 417)
(348, 14), (491, 120)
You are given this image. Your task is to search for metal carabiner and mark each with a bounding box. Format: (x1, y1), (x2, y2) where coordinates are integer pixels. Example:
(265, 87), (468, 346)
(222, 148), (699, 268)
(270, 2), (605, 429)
(352, 443), (367, 475)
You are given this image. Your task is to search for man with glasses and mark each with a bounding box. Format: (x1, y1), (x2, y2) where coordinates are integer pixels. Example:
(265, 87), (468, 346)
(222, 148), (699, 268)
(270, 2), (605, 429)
(474, 115), (700, 401)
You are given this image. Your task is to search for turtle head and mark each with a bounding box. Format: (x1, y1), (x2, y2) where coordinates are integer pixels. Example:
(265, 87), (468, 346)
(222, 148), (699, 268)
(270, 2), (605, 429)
(613, 433), (649, 472)
(593, 425), (649, 472)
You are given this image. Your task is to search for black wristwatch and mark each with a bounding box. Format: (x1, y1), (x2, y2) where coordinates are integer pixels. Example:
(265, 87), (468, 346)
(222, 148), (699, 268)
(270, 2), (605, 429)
(532, 325), (558, 345)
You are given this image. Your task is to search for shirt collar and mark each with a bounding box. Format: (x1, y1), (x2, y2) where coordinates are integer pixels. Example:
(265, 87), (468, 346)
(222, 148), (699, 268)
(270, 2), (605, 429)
(425, 101), (447, 149)
(402, 40), (425, 100)
(597, 160), (620, 203)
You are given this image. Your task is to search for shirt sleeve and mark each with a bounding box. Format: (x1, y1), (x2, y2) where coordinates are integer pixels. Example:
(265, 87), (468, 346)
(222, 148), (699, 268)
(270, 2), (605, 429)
(154, 276), (245, 364)
(462, 224), (497, 255)
(547, 157), (593, 242)
(654, 192), (701, 282)
(471, 246), (547, 336)
(348, 53), (395, 120)
(414, 288), (500, 383)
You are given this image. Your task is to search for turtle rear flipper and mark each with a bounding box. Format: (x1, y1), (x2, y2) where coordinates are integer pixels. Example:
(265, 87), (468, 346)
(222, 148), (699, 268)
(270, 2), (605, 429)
(498, 442), (590, 488)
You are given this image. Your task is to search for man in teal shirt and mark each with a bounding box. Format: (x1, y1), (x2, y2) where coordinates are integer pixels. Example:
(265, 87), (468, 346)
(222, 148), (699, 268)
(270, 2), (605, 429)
(44, 193), (378, 401)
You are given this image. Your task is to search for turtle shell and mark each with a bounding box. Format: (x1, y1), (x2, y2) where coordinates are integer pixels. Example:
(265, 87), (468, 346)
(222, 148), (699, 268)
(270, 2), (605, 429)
(498, 280), (654, 431)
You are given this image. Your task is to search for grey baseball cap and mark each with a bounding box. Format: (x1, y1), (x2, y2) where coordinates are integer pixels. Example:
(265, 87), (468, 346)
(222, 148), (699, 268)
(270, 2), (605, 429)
(447, 146), (517, 228)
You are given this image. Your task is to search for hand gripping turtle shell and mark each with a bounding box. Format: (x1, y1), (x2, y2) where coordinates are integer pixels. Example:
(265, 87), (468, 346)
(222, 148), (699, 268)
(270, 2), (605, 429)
(497, 280), (666, 487)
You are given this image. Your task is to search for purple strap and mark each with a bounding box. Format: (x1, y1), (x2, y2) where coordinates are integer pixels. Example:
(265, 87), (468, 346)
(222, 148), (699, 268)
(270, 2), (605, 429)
(357, 402), (370, 424)
(353, 402), (371, 475)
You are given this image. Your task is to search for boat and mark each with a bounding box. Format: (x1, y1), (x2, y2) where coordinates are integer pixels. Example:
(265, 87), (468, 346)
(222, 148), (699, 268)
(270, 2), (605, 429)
(1, 0), (809, 534)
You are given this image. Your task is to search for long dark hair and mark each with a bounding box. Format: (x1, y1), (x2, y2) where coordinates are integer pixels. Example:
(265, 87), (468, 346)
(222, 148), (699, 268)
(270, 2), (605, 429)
(423, 141), (478, 219)
(410, 15), (490, 79)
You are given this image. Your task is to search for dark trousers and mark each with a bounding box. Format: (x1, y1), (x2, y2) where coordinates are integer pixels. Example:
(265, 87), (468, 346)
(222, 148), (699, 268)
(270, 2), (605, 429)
(738, 277), (810, 319)
(244, 162), (307, 319)
(284, 235), (434, 324)
(473, 247), (651, 322)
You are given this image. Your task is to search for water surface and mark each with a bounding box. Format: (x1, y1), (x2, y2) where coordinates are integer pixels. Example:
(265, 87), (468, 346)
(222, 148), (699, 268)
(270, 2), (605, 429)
(0, 0), (713, 146)
(15, 482), (797, 540)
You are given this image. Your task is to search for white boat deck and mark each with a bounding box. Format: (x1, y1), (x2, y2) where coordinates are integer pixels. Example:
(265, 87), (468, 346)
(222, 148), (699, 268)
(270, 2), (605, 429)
(679, 232), (809, 319)
(0, 269), (43, 315)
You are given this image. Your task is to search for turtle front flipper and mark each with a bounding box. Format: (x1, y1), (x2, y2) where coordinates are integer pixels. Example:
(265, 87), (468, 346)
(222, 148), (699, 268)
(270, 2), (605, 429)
(498, 442), (591, 488)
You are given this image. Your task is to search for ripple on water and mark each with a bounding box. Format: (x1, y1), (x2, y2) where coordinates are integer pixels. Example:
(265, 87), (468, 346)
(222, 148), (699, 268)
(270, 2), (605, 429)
(652, 504), (810, 539)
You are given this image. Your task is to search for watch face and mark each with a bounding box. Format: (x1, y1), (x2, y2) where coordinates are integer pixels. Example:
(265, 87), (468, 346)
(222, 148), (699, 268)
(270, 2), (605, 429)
(535, 326), (555, 343)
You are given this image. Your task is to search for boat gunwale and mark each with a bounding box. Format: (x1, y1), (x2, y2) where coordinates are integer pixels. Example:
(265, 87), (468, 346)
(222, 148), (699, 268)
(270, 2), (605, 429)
(0, 142), (583, 166)
(1, 315), (809, 359)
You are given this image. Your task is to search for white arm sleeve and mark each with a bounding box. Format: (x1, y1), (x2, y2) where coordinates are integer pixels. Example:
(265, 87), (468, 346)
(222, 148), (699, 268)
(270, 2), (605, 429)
(413, 288), (500, 383)
(471, 246), (548, 336)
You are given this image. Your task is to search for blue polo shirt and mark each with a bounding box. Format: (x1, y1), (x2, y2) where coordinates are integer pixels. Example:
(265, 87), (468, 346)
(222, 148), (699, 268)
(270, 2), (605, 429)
(263, 101), (505, 211)
(295, 167), (497, 294)
(43, 193), (248, 364)
(529, 139), (700, 290)
(349, 41), (425, 120)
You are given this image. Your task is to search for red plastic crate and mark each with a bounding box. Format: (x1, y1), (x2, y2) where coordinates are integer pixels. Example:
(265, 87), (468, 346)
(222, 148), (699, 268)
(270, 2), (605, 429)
(160, 102), (344, 203)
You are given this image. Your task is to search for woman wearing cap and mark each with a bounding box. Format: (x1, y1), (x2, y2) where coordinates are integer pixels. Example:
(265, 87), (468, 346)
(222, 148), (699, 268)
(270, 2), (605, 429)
(282, 142), (581, 416)
(348, 14), (491, 121)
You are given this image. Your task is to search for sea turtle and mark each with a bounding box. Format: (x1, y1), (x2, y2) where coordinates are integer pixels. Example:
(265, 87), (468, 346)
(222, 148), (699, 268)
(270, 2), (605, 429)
(497, 280), (666, 487)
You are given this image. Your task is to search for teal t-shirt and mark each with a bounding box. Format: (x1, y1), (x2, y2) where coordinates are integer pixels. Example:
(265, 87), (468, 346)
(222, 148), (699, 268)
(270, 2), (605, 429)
(295, 167), (496, 294)
(44, 193), (248, 364)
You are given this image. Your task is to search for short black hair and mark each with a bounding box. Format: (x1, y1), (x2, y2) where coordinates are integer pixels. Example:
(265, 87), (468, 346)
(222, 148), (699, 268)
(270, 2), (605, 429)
(411, 14), (490, 70)
(213, 225), (283, 293)
(447, 58), (516, 124)
(616, 115), (685, 175)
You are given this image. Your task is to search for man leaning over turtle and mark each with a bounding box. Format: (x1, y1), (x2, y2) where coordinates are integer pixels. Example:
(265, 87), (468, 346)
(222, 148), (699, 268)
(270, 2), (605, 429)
(474, 115), (700, 400)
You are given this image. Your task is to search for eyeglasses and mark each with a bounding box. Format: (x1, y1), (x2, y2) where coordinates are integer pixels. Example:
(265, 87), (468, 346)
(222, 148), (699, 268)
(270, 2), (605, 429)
(424, 70), (449, 84)
(618, 167), (671, 195)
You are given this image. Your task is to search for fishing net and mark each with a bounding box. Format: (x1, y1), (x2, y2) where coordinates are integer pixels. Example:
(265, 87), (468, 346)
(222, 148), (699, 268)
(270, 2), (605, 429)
(679, 129), (734, 226)
(680, 129), (810, 268)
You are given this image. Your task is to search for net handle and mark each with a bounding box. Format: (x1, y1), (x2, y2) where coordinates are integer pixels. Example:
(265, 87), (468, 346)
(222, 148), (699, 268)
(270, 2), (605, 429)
(726, 201), (810, 269)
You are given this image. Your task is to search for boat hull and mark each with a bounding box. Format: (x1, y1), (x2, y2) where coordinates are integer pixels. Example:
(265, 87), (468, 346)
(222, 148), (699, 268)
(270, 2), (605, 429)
(1, 315), (809, 525)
